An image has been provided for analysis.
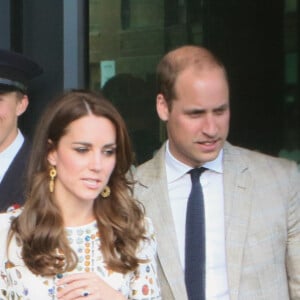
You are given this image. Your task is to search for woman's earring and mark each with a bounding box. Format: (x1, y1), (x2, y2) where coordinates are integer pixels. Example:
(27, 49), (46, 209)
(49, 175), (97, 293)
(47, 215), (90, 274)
(101, 186), (111, 198)
(49, 166), (57, 193)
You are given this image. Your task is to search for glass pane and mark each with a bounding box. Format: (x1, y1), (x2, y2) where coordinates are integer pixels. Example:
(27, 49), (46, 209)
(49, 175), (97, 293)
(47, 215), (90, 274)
(89, 0), (166, 164)
(88, 0), (300, 167)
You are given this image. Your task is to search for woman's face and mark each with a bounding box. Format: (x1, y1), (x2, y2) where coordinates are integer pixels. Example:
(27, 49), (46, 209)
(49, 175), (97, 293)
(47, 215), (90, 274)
(48, 114), (117, 207)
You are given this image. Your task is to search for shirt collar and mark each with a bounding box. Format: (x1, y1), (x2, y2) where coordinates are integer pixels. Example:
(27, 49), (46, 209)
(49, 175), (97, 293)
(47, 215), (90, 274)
(165, 140), (223, 183)
(0, 130), (24, 157)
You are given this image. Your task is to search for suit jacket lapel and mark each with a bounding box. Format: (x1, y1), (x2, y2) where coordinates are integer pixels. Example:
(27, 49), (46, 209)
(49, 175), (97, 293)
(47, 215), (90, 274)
(135, 144), (188, 299)
(137, 142), (254, 299)
(223, 142), (253, 300)
(0, 139), (31, 211)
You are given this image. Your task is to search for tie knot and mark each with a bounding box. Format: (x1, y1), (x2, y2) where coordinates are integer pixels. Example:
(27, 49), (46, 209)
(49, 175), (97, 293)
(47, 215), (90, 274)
(189, 167), (206, 182)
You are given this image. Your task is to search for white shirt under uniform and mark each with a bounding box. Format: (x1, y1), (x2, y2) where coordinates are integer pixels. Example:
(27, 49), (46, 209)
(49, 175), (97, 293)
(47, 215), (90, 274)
(165, 141), (230, 300)
(0, 130), (24, 184)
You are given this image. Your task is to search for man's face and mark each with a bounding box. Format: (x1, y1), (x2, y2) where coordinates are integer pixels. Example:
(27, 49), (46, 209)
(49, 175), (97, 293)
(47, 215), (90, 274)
(0, 91), (28, 152)
(157, 66), (230, 167)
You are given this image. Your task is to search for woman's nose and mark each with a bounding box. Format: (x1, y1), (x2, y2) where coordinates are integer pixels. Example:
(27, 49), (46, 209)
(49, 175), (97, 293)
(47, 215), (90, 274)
(89, 152), (102, 171)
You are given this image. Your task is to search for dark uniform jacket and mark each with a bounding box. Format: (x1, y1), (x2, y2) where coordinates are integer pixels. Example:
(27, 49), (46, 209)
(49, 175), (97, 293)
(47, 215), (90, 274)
(0, 139), (31, 212)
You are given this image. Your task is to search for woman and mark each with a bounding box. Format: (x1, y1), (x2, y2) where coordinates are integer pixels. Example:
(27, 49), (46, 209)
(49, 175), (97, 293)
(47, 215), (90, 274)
(0, 90), (161, 300)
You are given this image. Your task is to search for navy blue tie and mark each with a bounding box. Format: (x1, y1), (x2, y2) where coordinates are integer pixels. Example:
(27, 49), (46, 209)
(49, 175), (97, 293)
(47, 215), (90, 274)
(185, 167), (206, 300)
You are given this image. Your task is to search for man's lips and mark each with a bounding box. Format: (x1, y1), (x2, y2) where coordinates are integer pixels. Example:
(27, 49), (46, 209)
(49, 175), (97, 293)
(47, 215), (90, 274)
(193, 139), (221, 151)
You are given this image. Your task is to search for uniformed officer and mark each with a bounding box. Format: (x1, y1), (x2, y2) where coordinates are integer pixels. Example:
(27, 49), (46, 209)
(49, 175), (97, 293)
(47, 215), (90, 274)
(0, 49), (43, 212)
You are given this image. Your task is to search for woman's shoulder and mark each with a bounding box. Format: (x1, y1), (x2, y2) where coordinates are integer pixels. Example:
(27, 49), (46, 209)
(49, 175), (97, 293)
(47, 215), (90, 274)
(0, 208), (21, 230)
(0, 209), (21, 258)
(0, 208), (21, 220)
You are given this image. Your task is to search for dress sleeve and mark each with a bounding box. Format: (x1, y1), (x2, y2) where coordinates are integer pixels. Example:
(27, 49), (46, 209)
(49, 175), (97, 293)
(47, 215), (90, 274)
(0, 216), (11, 300)
(128, 217), (161, 300)
(0, 260), (8, 300)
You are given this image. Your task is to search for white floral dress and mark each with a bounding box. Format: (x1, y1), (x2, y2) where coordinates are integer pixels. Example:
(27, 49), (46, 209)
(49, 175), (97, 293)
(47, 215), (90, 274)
(0, 210), (161, 300)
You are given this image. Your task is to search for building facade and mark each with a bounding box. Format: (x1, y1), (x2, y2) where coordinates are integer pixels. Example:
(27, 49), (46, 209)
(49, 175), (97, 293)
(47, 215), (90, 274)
(1, 0), (299, 165)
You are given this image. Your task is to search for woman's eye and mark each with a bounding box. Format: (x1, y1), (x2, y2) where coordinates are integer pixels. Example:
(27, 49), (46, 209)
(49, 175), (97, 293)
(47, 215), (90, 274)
(75, 147), (88, 153)
(103, 148), (116, 156)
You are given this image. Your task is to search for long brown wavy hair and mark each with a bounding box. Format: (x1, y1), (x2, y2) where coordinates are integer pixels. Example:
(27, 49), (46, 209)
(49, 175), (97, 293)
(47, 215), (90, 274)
(8, 90), (146, 276)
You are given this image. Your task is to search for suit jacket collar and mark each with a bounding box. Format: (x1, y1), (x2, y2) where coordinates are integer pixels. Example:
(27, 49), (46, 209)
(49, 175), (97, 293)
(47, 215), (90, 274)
(223, 142), (253, 300)
(137, 141), (253, 299)
(136, 143), (188, 299)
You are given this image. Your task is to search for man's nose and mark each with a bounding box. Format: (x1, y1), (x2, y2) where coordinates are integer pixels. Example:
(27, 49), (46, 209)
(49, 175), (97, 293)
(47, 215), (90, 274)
(202, 115), (218, 137)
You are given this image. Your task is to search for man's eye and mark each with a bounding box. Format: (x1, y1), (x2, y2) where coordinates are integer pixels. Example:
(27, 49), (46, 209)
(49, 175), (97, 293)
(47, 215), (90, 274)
(215, 110), (224, 115)
(188, 112), (204, 119)
(215, 108), (227, 115)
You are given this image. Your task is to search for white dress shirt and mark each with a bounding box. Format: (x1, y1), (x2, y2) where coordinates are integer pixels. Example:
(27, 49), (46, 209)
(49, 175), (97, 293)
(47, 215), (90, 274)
(0, 130), (24, 183)
(165, 141), (229, 300)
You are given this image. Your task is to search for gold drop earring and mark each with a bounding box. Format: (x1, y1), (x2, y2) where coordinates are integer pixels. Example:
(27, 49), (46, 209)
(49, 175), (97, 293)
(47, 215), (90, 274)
(101, 186), (111, 198)
(49, 166), (57, 193)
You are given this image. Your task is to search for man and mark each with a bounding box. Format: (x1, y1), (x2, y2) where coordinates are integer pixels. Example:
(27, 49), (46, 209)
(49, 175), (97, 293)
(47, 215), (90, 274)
(0, 49), (42, 212)
(133, 45), (300, 299)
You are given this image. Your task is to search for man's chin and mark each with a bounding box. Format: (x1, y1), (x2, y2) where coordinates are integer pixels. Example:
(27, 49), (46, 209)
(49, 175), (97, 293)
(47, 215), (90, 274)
(196, 151), (220, 164)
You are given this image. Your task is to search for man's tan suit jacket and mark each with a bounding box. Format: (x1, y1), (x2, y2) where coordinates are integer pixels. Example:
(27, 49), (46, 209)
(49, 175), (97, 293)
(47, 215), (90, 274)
(133, 142), (300, 299)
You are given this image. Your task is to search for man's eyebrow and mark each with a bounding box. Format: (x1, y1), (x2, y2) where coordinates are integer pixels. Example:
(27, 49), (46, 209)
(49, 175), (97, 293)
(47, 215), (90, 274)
(184, 103), (229, 114)
(213, 103), (229, 110)
(184, 108), (206, 114)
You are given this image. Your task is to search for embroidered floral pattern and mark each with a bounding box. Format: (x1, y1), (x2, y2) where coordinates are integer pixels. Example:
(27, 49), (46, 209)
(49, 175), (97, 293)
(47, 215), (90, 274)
(0, 214), (160, 300)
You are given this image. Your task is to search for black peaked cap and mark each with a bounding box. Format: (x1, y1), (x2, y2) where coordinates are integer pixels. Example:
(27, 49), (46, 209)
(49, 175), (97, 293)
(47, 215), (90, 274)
(0, 49), (43, 93)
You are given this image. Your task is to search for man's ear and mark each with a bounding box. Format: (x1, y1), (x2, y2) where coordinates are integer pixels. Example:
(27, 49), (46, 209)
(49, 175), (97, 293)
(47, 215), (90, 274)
(16, 95), (29, 116)
(156, 94), (169, 122)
